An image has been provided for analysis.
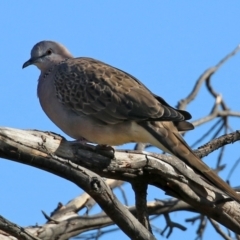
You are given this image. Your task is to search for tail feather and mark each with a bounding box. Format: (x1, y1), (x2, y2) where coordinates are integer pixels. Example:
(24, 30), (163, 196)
(139, 121), (240, 203)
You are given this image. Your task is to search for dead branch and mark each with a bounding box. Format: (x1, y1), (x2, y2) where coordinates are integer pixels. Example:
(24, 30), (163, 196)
(177, 45), (240, 110)
(0, 216), (40, 240)
(0, 127), (240, 239)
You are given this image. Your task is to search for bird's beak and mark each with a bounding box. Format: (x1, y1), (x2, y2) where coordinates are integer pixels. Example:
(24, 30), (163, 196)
(22, 56), (41, 69)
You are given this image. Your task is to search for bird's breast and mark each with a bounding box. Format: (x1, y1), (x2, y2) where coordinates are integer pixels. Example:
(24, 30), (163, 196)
(37, 76), (129, 143)
(37, 75), (160, 146)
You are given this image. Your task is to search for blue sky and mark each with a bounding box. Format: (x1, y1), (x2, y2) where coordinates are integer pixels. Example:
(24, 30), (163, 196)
(1, 1), (240, 239)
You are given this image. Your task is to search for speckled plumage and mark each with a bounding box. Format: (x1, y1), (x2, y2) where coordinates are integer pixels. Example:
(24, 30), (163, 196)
(23, 40), (240, 203)
(54, 57), (190, 124)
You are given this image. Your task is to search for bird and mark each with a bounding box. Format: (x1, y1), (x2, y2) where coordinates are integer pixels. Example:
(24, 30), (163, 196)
(23, 40), (240, 202)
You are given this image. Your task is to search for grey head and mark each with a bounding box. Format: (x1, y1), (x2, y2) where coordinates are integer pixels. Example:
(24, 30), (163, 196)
(22, 40), (74, 71)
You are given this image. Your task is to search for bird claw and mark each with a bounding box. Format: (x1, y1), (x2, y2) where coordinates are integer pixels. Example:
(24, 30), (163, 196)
(95, 144), (115, 152)
(77, 137), (88, 144)
(95, 144), (115, 158)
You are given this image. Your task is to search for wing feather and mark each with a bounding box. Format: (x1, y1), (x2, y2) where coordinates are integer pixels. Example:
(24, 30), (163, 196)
(54, 57), (191, 124)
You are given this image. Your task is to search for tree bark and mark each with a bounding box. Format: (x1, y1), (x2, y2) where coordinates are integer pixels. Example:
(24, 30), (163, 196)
(0, 127), (240, 239)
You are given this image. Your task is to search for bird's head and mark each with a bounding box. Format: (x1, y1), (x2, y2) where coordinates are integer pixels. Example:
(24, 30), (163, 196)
(22, 40), (73, 71)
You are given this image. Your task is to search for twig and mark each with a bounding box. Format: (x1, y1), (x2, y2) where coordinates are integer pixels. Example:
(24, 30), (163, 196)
(177, 44), (240, 110)
(196, 130), (240, 158)
(161, 213), (187, 238)
(208, 218), (232, 240)
(227, 157), (240, 182)
(191, 118), (222, 148)
(185, 215), (206, 240)
(195, 215), (207, 240)
(118, 185), (128, 206)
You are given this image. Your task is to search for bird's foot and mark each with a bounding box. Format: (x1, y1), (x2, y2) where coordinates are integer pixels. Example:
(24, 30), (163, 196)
(78, 137), (88, 144)
(95, 144), (115, 152)
(95, 144), (115, 158)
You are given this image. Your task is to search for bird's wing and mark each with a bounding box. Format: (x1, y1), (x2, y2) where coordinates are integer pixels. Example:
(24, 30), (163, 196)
(53, 57), (240, 202)
(54, 57), (192, 125)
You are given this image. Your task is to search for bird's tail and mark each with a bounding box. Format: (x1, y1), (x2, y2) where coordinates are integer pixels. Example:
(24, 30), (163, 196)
(139, 121), (240, 203)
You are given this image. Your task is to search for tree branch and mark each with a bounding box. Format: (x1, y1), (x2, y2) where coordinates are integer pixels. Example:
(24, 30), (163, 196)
(0, 216), (40, 240)
(132, 181), (152, 232)
(177, 44), (240, 110)
(0, 127), (240, 238)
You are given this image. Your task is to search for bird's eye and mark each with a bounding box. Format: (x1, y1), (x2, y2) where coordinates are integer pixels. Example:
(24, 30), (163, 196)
(46, 49), (52, 55)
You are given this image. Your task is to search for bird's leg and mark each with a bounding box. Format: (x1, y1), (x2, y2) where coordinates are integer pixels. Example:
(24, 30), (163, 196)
(71, 137), (89, 145)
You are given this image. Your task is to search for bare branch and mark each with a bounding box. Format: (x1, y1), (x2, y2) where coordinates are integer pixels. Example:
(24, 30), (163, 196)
(0, 127), (240, 237)
(161, 213), (187, 238)
(195, 216), (207, 240)
(0, 216), (40, 240)
(177, 44), (240, 110)
(227, 157), (240, 182)
(196, 130), (240, 158)
(132, 181), (152, 232)
(208, 218), (232, 240)
(192, 110), (240, 128)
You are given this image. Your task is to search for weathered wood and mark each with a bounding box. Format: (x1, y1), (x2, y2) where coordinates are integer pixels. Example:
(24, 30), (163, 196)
(0, 127), (240, 238)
